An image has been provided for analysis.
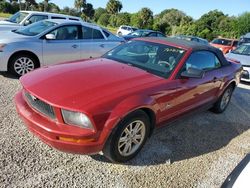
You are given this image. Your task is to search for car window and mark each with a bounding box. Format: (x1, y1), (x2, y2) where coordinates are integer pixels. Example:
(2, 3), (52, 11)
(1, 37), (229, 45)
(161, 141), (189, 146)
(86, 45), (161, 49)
(28, 15), (48, 24)
(14, 20), (57, 36)
(184, 51), (221, 71)
(147, 32), (157, 37)
(7, 11), (29, 24)
(232, 45), (250, 56)
(51, 16), (66, 19)
(211, 39), (232, 46)
(49, 26), (79, 40)
(92, 29), (104, 39)
(233, 41), (238, 47)
(157, 33), (165, 37)
(82, 26), (104, 40)
(69, 18), (79, 21)
(103, 40), (186, 78)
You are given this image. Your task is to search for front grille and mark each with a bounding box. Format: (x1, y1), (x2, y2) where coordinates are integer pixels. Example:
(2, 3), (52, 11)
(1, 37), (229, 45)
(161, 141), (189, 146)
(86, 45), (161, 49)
(25, 92), (55, 119)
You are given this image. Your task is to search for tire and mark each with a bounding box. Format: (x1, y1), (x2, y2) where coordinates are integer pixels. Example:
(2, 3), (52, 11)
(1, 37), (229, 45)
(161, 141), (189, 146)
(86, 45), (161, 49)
(103, 110), (150, 163)
(9, 53), (38, 77)
(211, 85), (234, 113)
(118, 32), (122, 37)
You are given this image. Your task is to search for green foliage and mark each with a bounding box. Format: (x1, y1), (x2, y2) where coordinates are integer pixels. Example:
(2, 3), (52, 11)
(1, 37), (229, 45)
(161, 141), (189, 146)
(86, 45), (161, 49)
(137, 8), (153, 29)
(236, 12), (250, 37)
(94, 7), (106, 22)
(106, 0), (122, 15)
(97, 13), (110, 27)
(82, 3), (95, 21)
(1, 0), (250, 41)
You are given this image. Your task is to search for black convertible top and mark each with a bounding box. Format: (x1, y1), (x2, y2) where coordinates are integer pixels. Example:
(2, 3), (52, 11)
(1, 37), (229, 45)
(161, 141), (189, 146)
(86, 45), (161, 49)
(137, 37), (230, 66)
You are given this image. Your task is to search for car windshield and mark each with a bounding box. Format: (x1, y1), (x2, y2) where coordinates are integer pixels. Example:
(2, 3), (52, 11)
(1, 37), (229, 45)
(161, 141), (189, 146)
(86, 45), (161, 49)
(232, 45), (250, 56)
(7, 12), (29, 24)
(238, 38), (250, 46)
(130, 30), (151, 36)
(211, 39), (232, 46)
(103, 40), (186, 78)
(14, 20), (57, 36)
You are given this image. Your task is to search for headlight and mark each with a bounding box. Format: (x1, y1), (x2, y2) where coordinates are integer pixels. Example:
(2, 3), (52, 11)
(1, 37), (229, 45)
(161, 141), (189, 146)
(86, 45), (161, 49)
(0, 44), (6, 52)
(61, 109), (94, 130)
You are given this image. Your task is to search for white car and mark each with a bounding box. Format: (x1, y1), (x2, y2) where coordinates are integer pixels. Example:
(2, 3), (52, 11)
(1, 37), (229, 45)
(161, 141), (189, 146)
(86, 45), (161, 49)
(225, 44), (250, 82)
(0, 11), (82, 32)
(116, 25), (137, 36)
(222, 153), (250, 188)
(0, 19), (124, 76)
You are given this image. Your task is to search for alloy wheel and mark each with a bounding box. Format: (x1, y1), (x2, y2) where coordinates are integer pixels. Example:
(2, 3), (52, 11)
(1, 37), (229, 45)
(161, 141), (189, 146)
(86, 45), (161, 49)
(220, 87), (232, 110)
(118, 120), (146, 157)
(14, 57), (35, 76)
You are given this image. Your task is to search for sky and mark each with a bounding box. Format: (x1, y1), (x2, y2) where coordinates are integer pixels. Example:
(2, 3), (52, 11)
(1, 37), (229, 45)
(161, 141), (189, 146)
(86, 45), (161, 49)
(41, 0), (250, 19)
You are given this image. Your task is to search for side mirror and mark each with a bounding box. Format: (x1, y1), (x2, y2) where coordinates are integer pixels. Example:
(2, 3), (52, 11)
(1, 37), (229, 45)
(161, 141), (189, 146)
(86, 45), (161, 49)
(24, 20), (31, 26)
(181, 67), (205, 79)
(45, 34), (56, 40)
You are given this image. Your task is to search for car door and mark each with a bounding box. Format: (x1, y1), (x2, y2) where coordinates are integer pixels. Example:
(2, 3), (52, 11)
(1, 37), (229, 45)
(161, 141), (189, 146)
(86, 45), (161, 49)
(80, 26), (117, 59)
(157, 50), (223, 122)
(42, 25), (81, 65)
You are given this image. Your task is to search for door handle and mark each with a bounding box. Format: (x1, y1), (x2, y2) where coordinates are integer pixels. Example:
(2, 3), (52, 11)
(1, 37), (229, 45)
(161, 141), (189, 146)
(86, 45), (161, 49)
(72, 44), (78, 49)
(100, 44), (105, 48)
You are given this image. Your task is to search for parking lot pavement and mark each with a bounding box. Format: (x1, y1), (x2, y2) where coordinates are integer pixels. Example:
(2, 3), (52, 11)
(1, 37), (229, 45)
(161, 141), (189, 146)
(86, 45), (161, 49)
(0, 72), (249, 188)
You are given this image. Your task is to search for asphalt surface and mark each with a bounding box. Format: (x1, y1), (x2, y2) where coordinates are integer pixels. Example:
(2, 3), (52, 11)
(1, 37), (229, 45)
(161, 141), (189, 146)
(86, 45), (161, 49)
(0, 72), (249, 188)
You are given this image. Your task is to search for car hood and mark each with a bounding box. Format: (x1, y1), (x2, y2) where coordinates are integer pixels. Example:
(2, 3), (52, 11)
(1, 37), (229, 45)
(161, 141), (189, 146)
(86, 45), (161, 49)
(20, 58), (161, 110)
(0, 30), (32, 42)
(225, 53), (250, 66)
(0, 20), (19, 25)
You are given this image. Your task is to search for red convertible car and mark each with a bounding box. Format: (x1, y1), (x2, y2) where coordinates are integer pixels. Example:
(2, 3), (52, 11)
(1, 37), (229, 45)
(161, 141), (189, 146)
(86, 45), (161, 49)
(15, 38), (242, 163)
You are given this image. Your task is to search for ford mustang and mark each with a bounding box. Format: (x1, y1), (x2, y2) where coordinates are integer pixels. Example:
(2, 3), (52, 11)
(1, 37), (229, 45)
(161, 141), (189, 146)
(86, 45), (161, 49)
(15, 38), (242, 163)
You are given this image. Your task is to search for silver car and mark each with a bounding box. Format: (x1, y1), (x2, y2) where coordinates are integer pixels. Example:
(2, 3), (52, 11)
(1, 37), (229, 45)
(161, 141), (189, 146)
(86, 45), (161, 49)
(226, 44), (250, 82)
(0, 11), (82, 32)
(0, 19), (124, 76)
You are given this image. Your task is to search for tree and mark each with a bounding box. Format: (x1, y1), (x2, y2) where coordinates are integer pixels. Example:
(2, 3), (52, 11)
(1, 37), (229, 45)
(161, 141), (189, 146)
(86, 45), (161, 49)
(236, 12), (250, 37)
(82, 3), (94, 21)
(24, 0), (37, 11)
(154, 9), (189, 35)
(106, 0), (122, 15)
(138, 8), (153, 29)
(74, 0), (86, 12)
(94, 7), (106, 22)
(43, 0), (49, 12)
(98, 13), (110, 26)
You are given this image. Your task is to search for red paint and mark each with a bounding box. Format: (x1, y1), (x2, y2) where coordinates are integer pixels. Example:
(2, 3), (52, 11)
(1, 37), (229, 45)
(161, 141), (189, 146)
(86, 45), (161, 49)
(210, 38), (238, 54)
(15, 38), (242, 155)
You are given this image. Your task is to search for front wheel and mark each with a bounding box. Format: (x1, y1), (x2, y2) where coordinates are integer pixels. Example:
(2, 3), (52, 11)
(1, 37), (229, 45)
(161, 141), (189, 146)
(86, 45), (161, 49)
(9, 54), (38, 77)
(211, 85), (234, 113)
(103, 110), (150, 163)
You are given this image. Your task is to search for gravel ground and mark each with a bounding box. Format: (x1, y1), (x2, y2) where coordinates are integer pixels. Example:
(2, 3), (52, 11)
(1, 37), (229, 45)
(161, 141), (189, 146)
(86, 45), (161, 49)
(0, 72), (249, 188)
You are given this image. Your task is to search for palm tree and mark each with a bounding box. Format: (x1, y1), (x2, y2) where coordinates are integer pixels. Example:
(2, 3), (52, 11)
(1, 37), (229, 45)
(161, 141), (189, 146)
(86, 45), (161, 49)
(106, 0), (122, 15)
(74, 0), (86, 12)
(43, 0), (50, 12)
(24, 0), (37, 11)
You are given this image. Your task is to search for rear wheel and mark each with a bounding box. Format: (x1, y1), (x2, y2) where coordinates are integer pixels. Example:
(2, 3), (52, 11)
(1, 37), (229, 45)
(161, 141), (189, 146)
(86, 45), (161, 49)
(211, 85), (234, 113)
(9, 54), (38, 77)
(103, 110), (150, 163)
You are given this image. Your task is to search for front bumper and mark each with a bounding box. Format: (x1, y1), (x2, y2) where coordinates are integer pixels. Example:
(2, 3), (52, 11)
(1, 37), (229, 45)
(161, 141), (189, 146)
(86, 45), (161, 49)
(0, 51), (9, 72)
(241, 66), (250, 82)
(14, 91), (108, 155)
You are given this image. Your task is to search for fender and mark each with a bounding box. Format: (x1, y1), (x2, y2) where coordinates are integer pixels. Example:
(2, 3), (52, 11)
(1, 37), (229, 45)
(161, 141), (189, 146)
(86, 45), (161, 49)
(103, 94), (159, 131)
